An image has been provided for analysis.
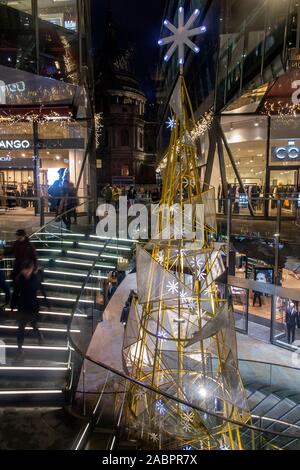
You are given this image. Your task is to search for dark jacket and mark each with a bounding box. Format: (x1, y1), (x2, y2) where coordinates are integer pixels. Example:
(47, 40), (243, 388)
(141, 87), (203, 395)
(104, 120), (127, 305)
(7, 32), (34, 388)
(285, 308), (297, 327)
(5, 238), (38, 274)
(11, 272), (46, 314)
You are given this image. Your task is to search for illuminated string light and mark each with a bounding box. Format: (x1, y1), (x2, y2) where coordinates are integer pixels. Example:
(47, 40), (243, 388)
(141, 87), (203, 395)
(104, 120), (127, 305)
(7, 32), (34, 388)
(95, 113), (103, 148)
(61, 36), (79, 84)
(190, 111), (214, 140)
(0, 110), (74, 127)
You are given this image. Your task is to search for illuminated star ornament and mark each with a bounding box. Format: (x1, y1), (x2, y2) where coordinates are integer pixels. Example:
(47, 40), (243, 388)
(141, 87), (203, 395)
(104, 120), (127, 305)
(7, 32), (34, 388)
(158, 7), (206, 65)
(166, 117), (177, 129)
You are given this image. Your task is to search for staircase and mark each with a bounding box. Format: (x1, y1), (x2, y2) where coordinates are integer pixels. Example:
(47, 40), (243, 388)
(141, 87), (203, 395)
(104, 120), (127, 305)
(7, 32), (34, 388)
(0, 229), (134, 407)
(244, 384), (300, 449)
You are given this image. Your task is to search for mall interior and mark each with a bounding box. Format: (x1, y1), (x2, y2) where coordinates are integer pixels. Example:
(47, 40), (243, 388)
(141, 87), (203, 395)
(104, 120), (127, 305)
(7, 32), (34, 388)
(0, 0), (300, 453)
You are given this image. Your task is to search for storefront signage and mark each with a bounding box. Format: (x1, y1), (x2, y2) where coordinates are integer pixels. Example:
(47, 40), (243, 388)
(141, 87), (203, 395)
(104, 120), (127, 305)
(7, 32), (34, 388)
(0, 140), (31, 150)
(37, 138), (85, 150)
(272, 146), (300, 162)
(0, 138), (85, 150)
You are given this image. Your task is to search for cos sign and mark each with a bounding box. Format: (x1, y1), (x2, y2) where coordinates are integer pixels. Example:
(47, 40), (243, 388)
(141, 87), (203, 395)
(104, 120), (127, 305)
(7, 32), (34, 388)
(272, 146), (300, 162)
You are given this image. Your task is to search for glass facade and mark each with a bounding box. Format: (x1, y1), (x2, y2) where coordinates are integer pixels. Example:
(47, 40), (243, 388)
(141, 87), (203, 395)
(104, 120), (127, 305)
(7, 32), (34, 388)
(0, 0), (95, 207)
(0, 0), (90, 83)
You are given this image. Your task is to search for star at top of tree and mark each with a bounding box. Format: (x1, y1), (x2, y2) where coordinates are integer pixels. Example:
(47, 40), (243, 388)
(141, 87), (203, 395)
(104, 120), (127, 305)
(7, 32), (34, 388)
(158, 7), (206, 65)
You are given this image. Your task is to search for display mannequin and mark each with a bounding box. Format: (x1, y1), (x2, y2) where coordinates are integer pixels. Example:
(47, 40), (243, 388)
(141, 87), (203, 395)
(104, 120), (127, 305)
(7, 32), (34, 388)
(27, 177), (34, 207)
(285, 301), (297, 344)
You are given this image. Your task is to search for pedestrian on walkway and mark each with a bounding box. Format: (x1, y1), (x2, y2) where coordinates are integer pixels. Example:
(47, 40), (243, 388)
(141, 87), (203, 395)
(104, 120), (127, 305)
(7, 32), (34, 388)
(128, 186), (137, 206)
(58, 180), (77, 231)
(252, 290), (262, 307)
(11, 261), (47, 359)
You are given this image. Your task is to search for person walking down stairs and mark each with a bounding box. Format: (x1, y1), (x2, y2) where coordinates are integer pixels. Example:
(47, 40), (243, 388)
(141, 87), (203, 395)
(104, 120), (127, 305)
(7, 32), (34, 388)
(4, 229), (38, 283)
(11, 261), (48, 360)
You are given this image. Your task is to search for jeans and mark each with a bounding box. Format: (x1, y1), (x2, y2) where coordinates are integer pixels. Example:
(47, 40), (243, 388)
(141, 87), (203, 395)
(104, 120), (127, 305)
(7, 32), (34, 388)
(17, 311), (42, 351)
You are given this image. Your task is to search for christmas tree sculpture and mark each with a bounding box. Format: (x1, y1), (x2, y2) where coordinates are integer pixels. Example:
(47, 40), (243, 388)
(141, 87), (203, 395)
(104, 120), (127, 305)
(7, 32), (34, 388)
(120, 7), (254, 450)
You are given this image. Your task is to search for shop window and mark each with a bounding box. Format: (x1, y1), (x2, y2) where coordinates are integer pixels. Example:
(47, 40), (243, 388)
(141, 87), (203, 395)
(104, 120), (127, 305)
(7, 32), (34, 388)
(121, 165), (129, 177)
(121, 129), (129, 147)
(1, 0), (32, 14)
(229, 285), (248, 333)
(38, 0), (78, 31)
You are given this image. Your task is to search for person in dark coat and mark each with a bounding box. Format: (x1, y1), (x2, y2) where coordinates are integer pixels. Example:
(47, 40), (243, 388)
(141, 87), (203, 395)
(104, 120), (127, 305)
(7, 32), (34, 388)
(120, 301), (130, 325)
(286, 302), (298, 344)
(4, 229), (38, 282)
(48, 168), (66, 213)
(253, 290), (262, 307)
(11, 261), (47, 358)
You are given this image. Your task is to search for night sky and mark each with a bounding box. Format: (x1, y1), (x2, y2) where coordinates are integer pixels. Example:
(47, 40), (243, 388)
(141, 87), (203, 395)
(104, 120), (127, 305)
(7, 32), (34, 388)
(91, 0), (166, 100)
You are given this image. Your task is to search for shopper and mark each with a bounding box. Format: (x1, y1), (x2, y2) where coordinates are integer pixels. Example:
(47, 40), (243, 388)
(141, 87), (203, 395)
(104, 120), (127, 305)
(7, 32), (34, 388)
(120, 301), (130, 325)
(48, 168), (66, 213)
(112, 185), (120, 210)
(252, 290), (262, 307)
(58, 180), (77, 230)
(4, 229), (38, 282)
(286, 301), (298, 344)
(101, 184), (113, 212)
(151, 187), (160, 203)
(128, 186), (137, 206)
(11, 261), (47, 358)
(68, 182), (79, 224)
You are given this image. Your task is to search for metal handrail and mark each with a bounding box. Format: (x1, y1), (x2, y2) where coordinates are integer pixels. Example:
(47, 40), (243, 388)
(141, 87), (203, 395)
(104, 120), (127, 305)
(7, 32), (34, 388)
(67, 315), (300, 443)
(29, 197), (92, 239)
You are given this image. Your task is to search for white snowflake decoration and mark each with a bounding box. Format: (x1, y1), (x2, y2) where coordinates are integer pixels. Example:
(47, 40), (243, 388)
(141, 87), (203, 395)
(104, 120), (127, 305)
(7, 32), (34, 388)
(191, 256), (205, 269)
(158, 7), (206, 65)
(182, 411), (194, 423)
(134, 388), (145, 401)
(219, 443), (229, 451)
(187, 299), (197, 311)
(149, 433), (159, 443)
(166, 280), (179, 295)
(166, 117), (176, 129)
(180, 402), (190, 412)
(182, 445), (193, 450)
(180, 290), (189, 304)
(158, 330), (168, 341)
(155, 250), (164, 265)
(155, 399), (167, 415)
(182, 421), (193, 433)
(198, 269), (207, 281)
(183, 177), (195, 189)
